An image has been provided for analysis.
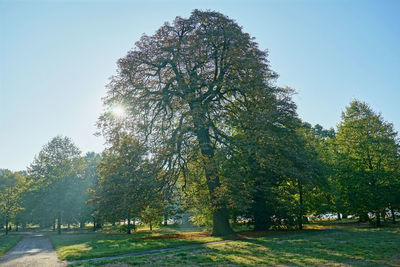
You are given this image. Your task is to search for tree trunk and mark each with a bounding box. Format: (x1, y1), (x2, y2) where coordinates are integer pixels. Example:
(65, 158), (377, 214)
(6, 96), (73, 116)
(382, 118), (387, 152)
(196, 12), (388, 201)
(16, 223), (18, 232)
(127, 218), (131, 234)
(390, 204), (396, 223)
(53, 221), (56, 231)
(163, 214), (168, 226)
(67, 223), (70, 231)
(93, 217), (96, 232)
(191, 112), (233, 236)
(252, 187), (269, 231)
(376, 212), (381, 227)
(298, 180), (303, 230)
(337, 213), (341, 220)
(149, 222), (152, 231)
(5, 216), (8, 236)
(358, 212), (369, 222)
(80, 221), (84, 229)
(57, 212), (61, 235)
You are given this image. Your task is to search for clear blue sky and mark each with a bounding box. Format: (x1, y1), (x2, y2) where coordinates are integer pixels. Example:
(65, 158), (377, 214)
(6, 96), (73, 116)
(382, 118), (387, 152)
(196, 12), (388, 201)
(1, 0), (399, 171)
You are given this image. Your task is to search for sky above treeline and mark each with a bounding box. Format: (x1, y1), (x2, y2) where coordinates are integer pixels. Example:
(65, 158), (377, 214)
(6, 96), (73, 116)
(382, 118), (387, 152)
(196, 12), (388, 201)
(1, 0), (399, 171)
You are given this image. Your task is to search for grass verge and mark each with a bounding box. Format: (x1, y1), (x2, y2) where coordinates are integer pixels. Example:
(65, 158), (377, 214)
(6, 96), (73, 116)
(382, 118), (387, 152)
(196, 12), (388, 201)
(72, 226), (400, 266)
(0, 234), (23, 257)
(49, 231), (223, 261)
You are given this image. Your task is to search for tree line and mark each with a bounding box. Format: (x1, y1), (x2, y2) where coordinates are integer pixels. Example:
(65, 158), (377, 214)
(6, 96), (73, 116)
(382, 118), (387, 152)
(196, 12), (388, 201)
(1, 10), (399, 236)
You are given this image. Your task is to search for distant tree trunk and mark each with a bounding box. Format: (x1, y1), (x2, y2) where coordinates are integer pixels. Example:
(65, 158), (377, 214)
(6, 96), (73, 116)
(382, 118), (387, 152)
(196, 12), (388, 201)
(376, 212), (381, 227)
(67, 223), (70, 231)
(163, 214), (168, 226)
(390, 204), (396, 223)
(57, 212), (61, 235)
(358, 212), (369, 222)
(16, 223), (18, 232)
(80, 221), (84, 229)
(5, 216), (9, 236)
(232, 216), (238, 224)
(298, 181), (303, 230)
(127, 218), (131, 235)
(337, 213), (341, 220)
(112, 221), (116, 226)
(93, 217), (96, 232)
(149, 222), (152, 231)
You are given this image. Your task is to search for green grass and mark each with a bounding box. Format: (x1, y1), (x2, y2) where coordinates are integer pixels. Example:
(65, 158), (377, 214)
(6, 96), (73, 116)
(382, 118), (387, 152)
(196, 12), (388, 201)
(49, 230), (222, 261)
(73, 226), (400, 266)
(0, 234), (23, 257)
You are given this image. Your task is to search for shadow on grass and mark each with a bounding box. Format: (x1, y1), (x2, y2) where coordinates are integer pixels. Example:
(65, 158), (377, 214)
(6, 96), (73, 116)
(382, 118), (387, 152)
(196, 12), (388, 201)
(71, 227), (400, 266)
(230, 227), (400, 266)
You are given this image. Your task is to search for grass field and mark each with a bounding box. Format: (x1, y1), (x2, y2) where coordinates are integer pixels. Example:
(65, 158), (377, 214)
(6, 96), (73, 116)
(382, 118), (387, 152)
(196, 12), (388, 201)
(71, 226), (400, 266)
(49, 230), (223, 260)
(0, 234), (23, 257)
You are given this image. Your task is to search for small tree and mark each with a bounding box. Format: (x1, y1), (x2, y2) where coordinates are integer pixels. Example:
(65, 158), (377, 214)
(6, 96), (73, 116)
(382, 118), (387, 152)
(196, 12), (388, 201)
(93, 134), (162, 234)
(0, 171), (26, 235)
(141, 205), (163, 231)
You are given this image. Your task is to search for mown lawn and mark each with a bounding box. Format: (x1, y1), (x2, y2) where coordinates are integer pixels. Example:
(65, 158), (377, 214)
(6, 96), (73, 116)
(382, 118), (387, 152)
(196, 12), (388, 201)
(72, 226), (400, 266)
(49, 230), (223, 260)
(0, 234), (23, 257)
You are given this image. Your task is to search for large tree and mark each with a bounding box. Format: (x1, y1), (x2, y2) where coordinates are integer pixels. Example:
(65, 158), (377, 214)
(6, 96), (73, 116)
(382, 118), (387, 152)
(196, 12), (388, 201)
(27, 136), (84, 234)
(334, 100), (400, 226)
(98, 10), (278, 235)
(222, 87), (302, 230)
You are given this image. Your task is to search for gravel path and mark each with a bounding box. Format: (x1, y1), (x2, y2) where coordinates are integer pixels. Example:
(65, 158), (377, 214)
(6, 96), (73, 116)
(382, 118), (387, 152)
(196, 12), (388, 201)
(0, 233), (66, 267)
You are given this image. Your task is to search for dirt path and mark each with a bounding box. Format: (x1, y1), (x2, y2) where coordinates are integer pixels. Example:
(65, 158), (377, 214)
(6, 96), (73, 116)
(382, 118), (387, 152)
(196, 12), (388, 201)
(0, 233), (66, 267)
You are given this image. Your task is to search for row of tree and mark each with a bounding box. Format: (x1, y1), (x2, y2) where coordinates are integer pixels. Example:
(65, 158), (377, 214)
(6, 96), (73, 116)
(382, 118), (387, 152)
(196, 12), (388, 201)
(1, 10), (399, 236)
(0, 139), (100, 234)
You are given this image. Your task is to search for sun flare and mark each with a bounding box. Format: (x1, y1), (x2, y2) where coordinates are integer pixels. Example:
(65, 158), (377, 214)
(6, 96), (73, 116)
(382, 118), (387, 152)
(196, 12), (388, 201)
(111, 105), (126, 118)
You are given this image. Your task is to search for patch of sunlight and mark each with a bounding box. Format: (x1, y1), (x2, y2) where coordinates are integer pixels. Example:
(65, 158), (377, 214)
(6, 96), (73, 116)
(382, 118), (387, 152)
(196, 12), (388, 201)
(227, 254), (273, 265)
(27, 248), (41, 253)
(58, 243), (92, 260)
(60, 243), (92, 254)
(305, 224), (326, 230)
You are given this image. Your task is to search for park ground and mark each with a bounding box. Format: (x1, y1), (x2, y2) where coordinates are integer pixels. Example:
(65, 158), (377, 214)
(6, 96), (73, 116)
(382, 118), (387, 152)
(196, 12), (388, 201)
(0, 234), (23, 257)
(1, 220), (399, 266)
